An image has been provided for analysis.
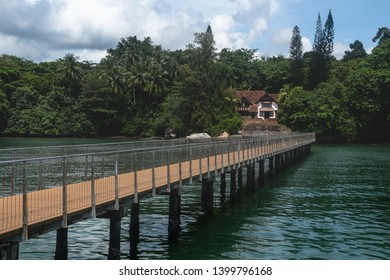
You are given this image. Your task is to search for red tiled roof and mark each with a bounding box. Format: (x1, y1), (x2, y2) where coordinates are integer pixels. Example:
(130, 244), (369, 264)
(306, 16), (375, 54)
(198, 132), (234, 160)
(237, 90), (267, 105)
(237, 90), (279, 105)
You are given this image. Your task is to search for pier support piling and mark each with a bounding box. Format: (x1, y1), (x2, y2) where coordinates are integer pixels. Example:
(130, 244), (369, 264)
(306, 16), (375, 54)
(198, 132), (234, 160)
(258, 159), (265, 186)
(247, 164), (254, 189)
(220, 173), (226, 195)
(168, 187), (181, 240)
(230, 169), (237, 196)
(108, 214), (121, 260)
(54, 227), (68, 260)
(275, 154), (281, 172)
(201, 178), (214, 215)
(238, 167), (243, 188)
(129, 203), (140, 241)
(105, 208), (126, 260)
(0, 242), (19, 260)
(269, 156), (274, 176)
(252, 163), (256, 187)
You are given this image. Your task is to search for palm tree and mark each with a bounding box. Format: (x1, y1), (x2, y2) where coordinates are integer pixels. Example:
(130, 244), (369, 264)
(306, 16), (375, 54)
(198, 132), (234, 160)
(99, 57), (126, 95)
(127, 62), (148, 104)
(146, 59), (170, 101)
(57, 53), (83, 97)
(122, 48), (141, 70)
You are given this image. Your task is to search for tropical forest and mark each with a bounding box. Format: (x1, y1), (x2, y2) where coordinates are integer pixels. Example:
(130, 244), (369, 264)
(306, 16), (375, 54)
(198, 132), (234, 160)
(0, 10), (389, 143)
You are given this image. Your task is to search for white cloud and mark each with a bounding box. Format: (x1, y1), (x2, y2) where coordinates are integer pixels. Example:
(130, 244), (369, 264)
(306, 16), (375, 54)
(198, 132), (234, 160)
(333, 42), (349, 60)
(302, 37), (312, 53)
(0, 0), (277, 61)
(210, 0), (273, 51)
(270, 27), (292, 46)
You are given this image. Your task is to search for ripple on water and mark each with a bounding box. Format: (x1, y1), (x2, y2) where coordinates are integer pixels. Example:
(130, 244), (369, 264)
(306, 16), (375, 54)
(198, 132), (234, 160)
(18, 145), (390, 260)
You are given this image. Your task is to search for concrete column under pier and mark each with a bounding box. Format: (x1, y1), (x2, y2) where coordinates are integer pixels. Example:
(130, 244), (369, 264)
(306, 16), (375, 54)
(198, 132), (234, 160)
(168, 187), (181, 240)
(201, 178), (214, 215)
(129, 203), (140, 241)
(108, 213), (122, 260)
(275, 154), (281, 172)
(100, 207), (126, 260)
(238, 167), (243, 188)
(220, 173), (226, 195)
(230, 169), (237, 197)
(269, 156), (274, 176)
(247, 164), (254, 189)
(0, 242), (19, 260)
(258, 159), (265, 186)
(54, 227), (68, 260)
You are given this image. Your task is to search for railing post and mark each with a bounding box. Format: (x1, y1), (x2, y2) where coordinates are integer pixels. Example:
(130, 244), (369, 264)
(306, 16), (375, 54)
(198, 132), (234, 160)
(114, 156), (119, 210)
(22, 161), (28, 241)
(207, 145), (211, 178)
(179, 148), (183, 189)
(214, 143), (218, 177)
(227, 141), (231, 172)
(152, 150), (156, 197)
(133, 154), (139, 204)
(167, 150), (171, 192)
(84, 155), (89, 181)
(62, 158), (68, 229)
(238, 142), (241, 168)
(38, 159), (43, 190)
(232, 141), (236, 169)
(247, 139), (250, 164)
(189, 146), (193, 184)
(91, 155), (96, 218)
(221, 143), (224, 174)
(11, 155), (15, 196)
(198, 146), (202, 181)
(102, 157), (105, 178)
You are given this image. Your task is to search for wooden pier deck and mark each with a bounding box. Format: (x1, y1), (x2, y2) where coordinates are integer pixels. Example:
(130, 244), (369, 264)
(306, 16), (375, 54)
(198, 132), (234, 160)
(0, 134), (315, 259)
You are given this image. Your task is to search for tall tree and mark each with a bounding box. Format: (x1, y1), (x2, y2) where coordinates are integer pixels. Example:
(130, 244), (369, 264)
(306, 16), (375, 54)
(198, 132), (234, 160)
(56, 54), (83, 97)
(146, 59), (170, 101)
(322, 10), (334, 58)
(190, 25), (217, 70)
(372, 27), (390, 45)
(307, 11), (334, 90)
(289, 25), (304, 86)
(343, 40), (367, 61)
(313, 13), (323, 53)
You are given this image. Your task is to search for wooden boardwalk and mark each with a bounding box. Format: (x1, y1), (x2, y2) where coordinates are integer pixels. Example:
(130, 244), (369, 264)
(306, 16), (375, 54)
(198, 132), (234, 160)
(0, 134), (315, 259)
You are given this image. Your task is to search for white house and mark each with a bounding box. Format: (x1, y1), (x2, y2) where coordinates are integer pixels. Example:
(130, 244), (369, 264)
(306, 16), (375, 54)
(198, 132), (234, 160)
(236, 90), (279, 120)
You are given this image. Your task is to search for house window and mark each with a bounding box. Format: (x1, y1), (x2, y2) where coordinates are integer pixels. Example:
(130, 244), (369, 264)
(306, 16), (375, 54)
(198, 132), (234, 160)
(261, 102), (272, 108)
(259, 111), (274, 119)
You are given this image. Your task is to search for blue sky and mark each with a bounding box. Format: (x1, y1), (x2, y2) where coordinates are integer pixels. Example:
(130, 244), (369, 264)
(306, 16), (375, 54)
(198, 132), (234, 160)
(0, 0), (388, 62)
(266, 0), (389, 56)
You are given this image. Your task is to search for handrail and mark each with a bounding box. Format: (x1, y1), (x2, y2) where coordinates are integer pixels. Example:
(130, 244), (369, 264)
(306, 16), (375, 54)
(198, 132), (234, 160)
(0, 133), (314, 164)
(0, 133), (315, 239)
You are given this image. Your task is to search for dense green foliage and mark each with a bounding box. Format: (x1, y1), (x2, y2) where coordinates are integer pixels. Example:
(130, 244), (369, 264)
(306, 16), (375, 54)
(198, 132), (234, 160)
(0, 20), (389, 142)
(281, 26), (390, 143)
(0, 27), (244, 138)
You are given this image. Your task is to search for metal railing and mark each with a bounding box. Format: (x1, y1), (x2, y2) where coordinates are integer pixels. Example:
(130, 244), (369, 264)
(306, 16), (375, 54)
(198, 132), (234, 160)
(0, 138), (195, 162)
(0, 133), (315, 239)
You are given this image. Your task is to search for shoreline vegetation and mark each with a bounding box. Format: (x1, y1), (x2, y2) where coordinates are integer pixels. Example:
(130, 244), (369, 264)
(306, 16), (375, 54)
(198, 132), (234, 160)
(0, 17), (389, 144)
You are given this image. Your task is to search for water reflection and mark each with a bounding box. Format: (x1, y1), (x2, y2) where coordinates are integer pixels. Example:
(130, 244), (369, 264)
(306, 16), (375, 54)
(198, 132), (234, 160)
(18, 145), (390, 260)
